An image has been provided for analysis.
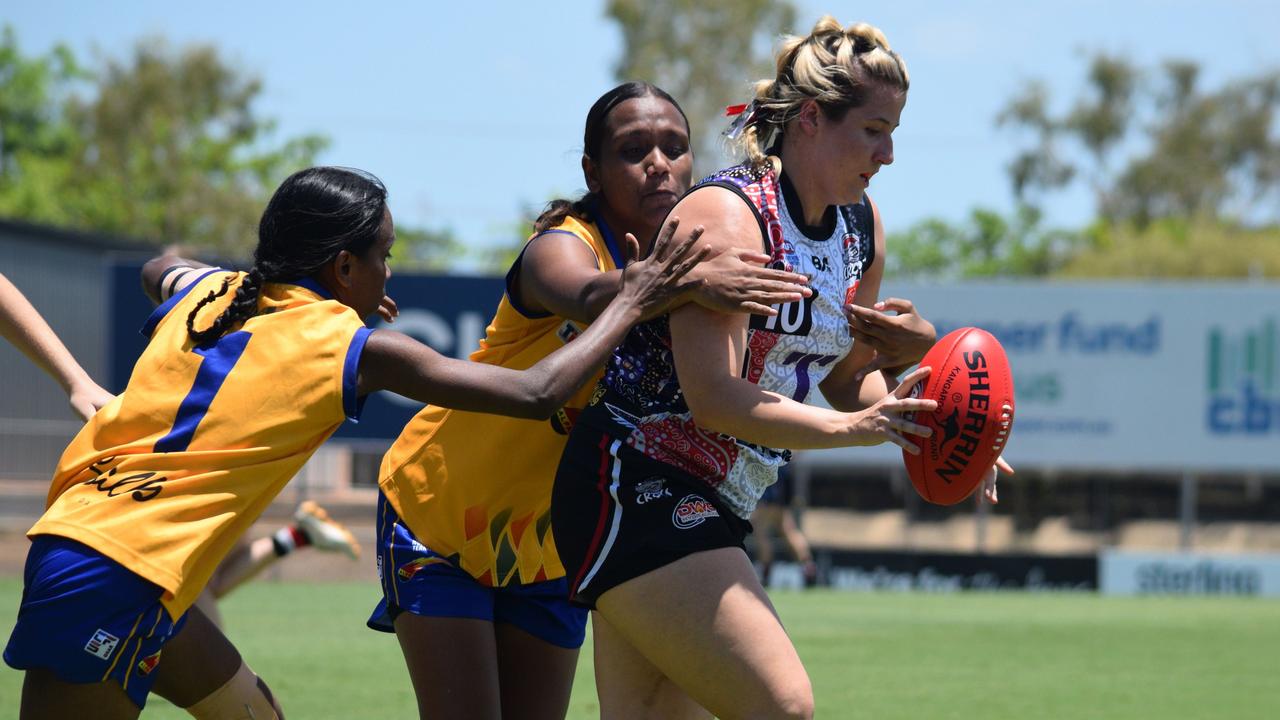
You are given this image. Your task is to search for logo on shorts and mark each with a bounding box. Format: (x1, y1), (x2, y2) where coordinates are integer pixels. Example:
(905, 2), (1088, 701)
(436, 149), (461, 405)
(137, 650), (162, 676)
(635, 477), (672, 505)
(672, 494), (719, 529)
(84, 629), (120, 661)
(398, 556), (448, 581)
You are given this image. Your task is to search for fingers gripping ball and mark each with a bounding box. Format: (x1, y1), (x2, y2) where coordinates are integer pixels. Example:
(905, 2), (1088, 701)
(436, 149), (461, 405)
(903, 328), (1015, 505)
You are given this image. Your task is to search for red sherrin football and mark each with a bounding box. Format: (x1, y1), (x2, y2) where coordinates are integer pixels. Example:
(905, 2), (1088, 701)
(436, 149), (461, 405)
(902, 327), (1015, 505)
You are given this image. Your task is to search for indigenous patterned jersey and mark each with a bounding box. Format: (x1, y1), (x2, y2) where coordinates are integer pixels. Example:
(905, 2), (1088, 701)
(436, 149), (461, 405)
(29, 271), (371, 619)
(579, 163), (875, 518)
(379, 213), (625, 587)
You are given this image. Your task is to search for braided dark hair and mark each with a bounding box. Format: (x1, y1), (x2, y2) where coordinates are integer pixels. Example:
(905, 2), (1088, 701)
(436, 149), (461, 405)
(533, 82), (689, 234)
(186, 269), (265, 345)
(186, 166), (388, 343)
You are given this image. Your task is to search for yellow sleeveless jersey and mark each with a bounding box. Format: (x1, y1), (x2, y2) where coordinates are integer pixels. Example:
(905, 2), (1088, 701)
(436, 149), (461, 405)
(30, 270), (371, 619)
(379, 214), (625, 587)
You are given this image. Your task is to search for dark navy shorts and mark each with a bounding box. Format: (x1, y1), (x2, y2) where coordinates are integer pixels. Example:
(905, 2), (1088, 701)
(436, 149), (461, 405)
(4, 536), (187, 709)
(366, 491), (587, 649)
(551, 427), (751, 609)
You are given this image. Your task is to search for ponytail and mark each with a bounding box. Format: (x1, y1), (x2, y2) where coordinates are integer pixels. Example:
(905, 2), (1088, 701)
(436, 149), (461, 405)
(731, 16), (910, 169)
(532, 195), (597, 234)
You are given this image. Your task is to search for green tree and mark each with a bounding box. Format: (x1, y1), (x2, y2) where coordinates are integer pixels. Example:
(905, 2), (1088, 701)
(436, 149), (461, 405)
(886, 205), (1080, 280)
(394, 225), (466, 272)
(0, 27), (85, 223)
(1058, 219), (1280, 279)
(608, 0), (798, 173)
(61, 39), (328, 256)
(999, 54), (1280, 227)
(0, 29), (465, 266)
(0, 31), (327, 255)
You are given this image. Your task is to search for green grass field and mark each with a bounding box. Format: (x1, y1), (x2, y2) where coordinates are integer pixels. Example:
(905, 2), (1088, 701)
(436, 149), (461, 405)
(2, 579), (1277, 718)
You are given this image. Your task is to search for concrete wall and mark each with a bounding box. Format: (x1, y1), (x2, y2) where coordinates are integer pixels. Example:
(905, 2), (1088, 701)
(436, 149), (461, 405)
(0, 221), (152, 479)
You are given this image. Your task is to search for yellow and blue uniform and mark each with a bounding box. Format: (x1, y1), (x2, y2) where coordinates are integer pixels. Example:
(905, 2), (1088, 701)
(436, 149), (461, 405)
(4, 270), (371, 707)
(369, 213), (622, 647)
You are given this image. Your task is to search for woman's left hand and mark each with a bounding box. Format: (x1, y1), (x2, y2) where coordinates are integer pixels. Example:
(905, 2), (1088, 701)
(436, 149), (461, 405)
(845, 297), (936, 382)
(376, 295), (399, 323)
(979, 456), (1015, 504)
(68, 380), (114, 422)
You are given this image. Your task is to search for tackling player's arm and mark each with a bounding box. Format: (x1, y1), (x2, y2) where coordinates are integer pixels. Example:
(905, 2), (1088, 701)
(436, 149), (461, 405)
(358, 221), (707, 419)
(141, 254), (215, 306)
(666, 188), (936, 453)
(0, 272), (114, 421)
(515, 220), (810, 325)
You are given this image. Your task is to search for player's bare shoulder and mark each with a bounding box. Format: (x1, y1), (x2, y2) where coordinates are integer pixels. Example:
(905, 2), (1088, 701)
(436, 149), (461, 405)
(666, 185), (760, 254)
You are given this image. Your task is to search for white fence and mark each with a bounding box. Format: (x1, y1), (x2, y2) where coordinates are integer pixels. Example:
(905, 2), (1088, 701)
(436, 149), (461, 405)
(808, 282), (1280, 473)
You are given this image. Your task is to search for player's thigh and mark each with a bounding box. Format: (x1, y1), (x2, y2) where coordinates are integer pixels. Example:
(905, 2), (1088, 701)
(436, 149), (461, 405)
(393, 612), (502, 720)
(150, 605), (243, 707)
(189, 587), (223, 630)
(595, 546), (813, 720)
(20, 668), (141, 720)
(493, 622), (580, 720)
(591, 611), (711, 720)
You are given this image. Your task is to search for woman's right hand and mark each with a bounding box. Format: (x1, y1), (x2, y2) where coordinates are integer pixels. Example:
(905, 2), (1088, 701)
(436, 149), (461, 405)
(690, 249), (811, 316)
(68, 379), (114, 422)
(848, 366), (938, 452)
(616, 216), (711, 320)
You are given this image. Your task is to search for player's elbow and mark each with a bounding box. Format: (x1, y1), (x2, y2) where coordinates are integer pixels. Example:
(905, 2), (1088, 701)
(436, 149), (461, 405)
(514, 380), (562, 421)
(140, 256), (173, 303)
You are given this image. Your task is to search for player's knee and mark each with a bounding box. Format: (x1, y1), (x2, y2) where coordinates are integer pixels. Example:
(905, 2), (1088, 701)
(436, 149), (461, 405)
(184, 659), (283, 720)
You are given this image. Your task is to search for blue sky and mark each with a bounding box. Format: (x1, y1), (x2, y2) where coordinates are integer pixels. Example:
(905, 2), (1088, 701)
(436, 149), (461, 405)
(9, 1), (1277, 269)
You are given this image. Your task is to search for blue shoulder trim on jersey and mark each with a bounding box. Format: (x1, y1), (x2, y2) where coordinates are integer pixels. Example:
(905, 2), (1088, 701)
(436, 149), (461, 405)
(140, 269), (224, 338)
(343, 326), (374, 422)
(594, 216), (628, 270)
(504, 231), (572, 320)
(284, 277), (334, 300)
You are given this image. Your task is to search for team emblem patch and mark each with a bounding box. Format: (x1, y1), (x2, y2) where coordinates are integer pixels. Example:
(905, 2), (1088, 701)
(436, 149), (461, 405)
(635, 477), (672, 505)
(137, 650), (162, 676)
(672, 494), (719, 529)
(557, 320), (582, 344)
(84, 629), (120, 660)
(398, 556), (448, 581)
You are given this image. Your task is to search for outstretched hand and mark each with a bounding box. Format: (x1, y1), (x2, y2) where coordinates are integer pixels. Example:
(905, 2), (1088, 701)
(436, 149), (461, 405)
(978, 404), (1016, 503)
(845, 298), (936, 382)
(691, 249), (811, 316)
(853, 365), (938, 453)
(979, 455), (1015, 504)
(68, 380), (114, 422)
(619, 217), (711, 320)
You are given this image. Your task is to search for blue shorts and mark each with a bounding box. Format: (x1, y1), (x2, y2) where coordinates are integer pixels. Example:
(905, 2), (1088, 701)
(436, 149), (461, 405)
(4, 536), (187, 709)
(366, 491), (587, 649)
